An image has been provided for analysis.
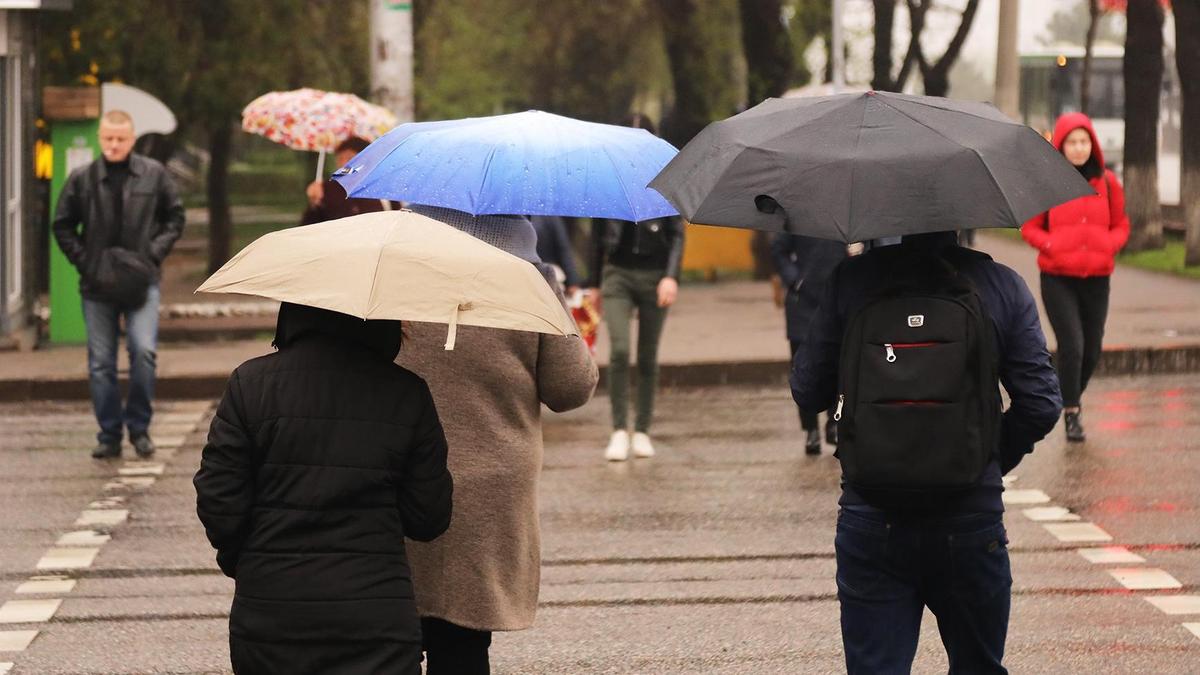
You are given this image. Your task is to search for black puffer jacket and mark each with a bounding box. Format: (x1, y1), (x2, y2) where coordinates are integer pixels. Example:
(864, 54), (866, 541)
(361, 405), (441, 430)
(195, 303), (453, 675)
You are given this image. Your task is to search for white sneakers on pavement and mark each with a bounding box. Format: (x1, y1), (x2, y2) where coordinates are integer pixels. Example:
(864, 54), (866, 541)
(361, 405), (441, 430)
(631, 432), (655, 458)
(605, 430), (630, 461)
(605, 430), (656, 461)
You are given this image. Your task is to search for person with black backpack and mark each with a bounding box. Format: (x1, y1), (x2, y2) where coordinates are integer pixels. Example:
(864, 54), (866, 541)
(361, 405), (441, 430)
(791, 231), (1062, 674)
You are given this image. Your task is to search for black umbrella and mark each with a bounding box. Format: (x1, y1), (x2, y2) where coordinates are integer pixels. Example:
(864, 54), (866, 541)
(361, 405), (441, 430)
(648, 91), (1094, 242)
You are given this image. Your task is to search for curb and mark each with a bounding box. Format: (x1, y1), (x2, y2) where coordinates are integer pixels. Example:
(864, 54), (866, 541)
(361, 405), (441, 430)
(3, 345), (1199, 403)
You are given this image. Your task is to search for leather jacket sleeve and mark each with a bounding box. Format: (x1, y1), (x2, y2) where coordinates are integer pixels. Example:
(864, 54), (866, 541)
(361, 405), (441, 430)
(664, 216), (685, 281)
(52, 170), (88, 268)
(148, 169), (186, 265)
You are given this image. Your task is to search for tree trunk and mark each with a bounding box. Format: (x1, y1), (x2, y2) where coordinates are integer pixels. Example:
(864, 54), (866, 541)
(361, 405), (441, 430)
(917, 0), (980, 98)
(872, 0), (896, 91)
(206, 124), (234, 274)
(1080, 0), (1100, 116)
(1176, 0), (1200, 266)
(739, 0), (794, 103)
(1123, 0), (1165, 251)
(656, 0), (738, 147)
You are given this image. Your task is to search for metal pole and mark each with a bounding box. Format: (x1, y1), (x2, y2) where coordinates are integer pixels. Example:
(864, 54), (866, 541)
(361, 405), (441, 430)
(994, 0), (1021, 120)
(370, 0), (415, 123)
(832, 0), (846, 92)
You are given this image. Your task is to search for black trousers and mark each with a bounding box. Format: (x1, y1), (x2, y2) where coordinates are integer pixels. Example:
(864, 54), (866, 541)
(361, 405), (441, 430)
(422, 617), (492, 675)
(790, 339), (833, 430)
(1040, 273), (1111, 408)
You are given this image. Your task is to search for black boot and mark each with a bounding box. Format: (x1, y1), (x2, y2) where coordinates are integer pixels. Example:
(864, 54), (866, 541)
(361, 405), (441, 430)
(131, 434), (157, 459)
(91, 441), (121, 459)
(1065, 411), (1085, 443)
(825, 417), (838, 446)
(805, 429), (822, 455)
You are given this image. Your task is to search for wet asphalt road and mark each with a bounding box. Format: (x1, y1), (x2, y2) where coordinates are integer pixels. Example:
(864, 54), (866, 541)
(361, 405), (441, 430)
(0, 374), (1197, 674)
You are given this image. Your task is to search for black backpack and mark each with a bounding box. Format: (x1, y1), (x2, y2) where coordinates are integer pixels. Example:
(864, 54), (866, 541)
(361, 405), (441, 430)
(833, 247), (1002, 505)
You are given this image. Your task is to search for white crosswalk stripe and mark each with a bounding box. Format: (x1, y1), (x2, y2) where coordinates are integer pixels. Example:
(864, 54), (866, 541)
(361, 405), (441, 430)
(0, 600), (62, 625)
(1076, 546), (1145, 564)
(1144, 596), (1200, 615)
(1042, 522), (1112, 543)
(1108, 568), (1183, 591)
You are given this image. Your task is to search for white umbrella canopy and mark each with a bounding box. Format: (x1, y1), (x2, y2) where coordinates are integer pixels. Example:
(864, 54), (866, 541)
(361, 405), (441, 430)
(196, 210), (577, 350)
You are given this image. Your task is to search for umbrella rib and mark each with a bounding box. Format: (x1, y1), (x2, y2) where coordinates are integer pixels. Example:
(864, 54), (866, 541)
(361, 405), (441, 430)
(841, 100), (869, 242)
(472, 145), (501, 215)
(878, 99), (1018, 228)
(363, 220), (395, 318)
(600, 145), (640, 222)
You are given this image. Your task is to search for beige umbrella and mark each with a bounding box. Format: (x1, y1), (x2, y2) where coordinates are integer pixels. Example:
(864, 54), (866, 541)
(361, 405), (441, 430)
(196, 210), (576, 350)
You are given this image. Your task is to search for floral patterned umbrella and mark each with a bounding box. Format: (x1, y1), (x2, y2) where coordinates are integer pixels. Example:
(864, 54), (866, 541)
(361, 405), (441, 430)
(241, 88), (398, 179)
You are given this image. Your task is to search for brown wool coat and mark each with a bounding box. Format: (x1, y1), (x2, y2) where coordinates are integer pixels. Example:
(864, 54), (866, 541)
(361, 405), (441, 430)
(396, 321), (598, 631)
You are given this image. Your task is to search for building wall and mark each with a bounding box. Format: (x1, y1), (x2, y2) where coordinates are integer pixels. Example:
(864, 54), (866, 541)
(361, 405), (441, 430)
(0, 9), (39, 340)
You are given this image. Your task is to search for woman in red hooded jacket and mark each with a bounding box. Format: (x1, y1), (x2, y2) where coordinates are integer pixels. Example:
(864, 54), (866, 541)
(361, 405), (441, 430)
(1021, 113), (1130, 442)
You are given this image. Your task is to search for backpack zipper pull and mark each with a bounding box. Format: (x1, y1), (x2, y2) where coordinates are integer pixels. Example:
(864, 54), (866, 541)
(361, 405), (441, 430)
(833, 394), (844, 421)
(885, 344), (897, 362)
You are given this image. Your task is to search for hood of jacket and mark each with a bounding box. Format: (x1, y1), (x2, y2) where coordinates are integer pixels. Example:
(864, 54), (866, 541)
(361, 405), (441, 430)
(273, 302), (402, 361)
(1052, 112), (1105, 170)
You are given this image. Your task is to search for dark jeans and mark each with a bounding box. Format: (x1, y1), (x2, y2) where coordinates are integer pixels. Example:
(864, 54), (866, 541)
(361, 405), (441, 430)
(81, 285), (160, 444)
(789, 339), (832, 431)
(836, 509), (1011, 674)
(422, 617), (492, 675)
(1040, 273), (1110, 408)
(602, 265), (669, 432)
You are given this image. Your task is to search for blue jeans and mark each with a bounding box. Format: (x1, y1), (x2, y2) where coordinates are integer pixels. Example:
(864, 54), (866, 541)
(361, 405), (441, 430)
(81, 285), (160, 444)
(836, 508), (1011, 674)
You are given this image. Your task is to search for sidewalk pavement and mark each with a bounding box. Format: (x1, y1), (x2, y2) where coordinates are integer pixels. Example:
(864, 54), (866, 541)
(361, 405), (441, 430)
(2, 232), (1198, 401)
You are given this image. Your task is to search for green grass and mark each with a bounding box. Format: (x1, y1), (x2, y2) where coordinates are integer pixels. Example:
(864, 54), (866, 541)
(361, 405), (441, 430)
(1117, 239), (1200, 280)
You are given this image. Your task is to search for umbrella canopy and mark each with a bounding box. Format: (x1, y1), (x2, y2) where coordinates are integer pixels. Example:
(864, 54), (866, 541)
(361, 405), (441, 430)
(196, 210), (576, 350)
(241, 88), (397, 153)
(649, 91), (1095, 242)
(332, 110), (680, 222)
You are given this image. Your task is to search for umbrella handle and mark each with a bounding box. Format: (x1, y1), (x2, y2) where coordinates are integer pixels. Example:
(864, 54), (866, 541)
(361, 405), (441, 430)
(315, 149), (327, 182)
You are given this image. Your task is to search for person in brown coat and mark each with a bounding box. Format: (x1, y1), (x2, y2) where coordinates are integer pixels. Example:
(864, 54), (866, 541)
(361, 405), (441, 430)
(399, 205), (599, 674)
(300, 136), (396, 225)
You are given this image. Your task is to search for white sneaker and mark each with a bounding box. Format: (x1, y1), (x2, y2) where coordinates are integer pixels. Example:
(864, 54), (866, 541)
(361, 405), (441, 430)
(604, 430), (630, 462)
(631, 432), (655, 458)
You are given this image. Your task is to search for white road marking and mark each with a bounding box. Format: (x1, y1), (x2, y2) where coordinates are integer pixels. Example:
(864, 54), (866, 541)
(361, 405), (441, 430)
(1184, 623), (1200, 640)
(0, 599), (62, 624)
(1076, 546), (1146, 564)
(1144, 596), (1200, 615)
(151, 436), (187, 449)
(1001, 475), (1018, 486)
(87, 497), (126, 509)
(56, 530), (111, 547)
(0, 661), (12, 673)
(15, 579), (76, 595)
(117, 476), (156, 488)
(1108, 568), (1183, 591)
(36, 548), (99, 570)
(1022, 506), (1081, 522)
(75, 509), (128, 527)
(0, 631), (37, 651)
(1002, 489), (1051, 504)
(1042, 522), (1113, 543)
(117, 464), (164, 476)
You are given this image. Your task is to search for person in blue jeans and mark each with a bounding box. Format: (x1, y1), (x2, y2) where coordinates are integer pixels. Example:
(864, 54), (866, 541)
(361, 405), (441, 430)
(792, 232), (1062, 674)
(52, 110), (185, 460)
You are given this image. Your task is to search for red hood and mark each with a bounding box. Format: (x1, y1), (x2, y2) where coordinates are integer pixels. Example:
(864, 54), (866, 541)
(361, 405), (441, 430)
(1051, 112), (1105, 169)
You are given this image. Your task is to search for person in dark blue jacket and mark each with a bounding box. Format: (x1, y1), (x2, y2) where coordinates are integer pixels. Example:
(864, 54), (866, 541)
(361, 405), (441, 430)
(791, 231), (1061, 674)
(770, 233), (847, 455)
(531, 215), (583, 294)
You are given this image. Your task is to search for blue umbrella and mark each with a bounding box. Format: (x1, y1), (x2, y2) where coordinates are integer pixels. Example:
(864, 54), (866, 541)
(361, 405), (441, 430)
(332, 110), (679, 222)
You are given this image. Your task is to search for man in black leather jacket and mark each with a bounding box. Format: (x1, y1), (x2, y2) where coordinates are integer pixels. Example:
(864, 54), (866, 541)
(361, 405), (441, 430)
(52, 110), (186, 460)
